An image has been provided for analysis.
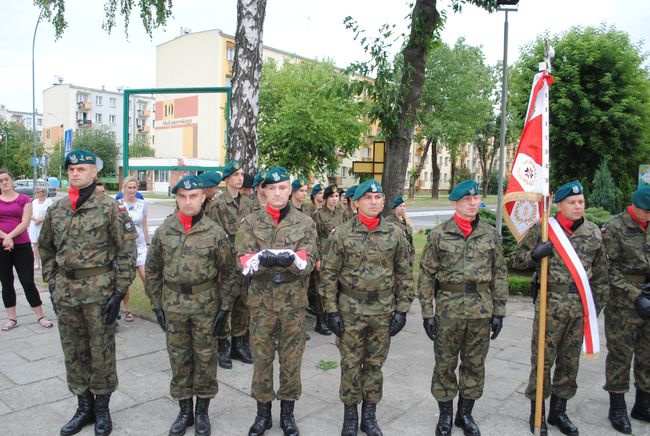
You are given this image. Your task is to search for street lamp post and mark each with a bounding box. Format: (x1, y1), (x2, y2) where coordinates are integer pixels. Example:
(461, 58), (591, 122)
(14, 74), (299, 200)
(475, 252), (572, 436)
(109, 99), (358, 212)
(32, 6), (45, 192)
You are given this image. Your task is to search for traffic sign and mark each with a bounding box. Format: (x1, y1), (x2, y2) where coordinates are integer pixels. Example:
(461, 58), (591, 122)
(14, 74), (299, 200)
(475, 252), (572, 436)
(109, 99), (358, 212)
(64, 129), (73, 153)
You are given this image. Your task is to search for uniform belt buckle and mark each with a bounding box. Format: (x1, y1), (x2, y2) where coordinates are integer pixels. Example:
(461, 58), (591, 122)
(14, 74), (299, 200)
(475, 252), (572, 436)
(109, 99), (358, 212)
(180, 284), (192, 294)
(568, 283), (578, 293)
(272, 273), (285, 284)
(465, 283), (477, 293)
(366, 292), (378, 302)
(64, 269), (77, 280)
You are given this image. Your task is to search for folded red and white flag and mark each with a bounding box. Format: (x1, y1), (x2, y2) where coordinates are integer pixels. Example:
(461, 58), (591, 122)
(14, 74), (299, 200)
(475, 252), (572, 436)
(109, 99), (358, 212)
(240, 249), (308, 276)
(548, 217), (600, 355)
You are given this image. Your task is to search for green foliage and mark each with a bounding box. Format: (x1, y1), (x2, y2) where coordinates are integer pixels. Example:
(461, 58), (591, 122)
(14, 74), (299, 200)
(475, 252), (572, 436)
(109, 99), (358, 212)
(316, 360), (339, 371)
(129, 134), (155, 157)
(588, 158), (623, 213)
(72, 127), (119, 176)
(583, 207), (613, 228)
(0, 121), (44, 178)
(509, 25), (650, 190)
(487, 170), (499, 195)
(455, 166), (473, 184)
(508, 275), (532, 296)
(478, 207), (517, 258)
(258, 60), (365, 179)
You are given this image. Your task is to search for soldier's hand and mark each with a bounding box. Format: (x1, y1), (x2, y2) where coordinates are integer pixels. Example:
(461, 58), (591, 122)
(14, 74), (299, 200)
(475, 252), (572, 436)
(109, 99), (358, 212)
(153, 308), (166, 332)
(326, 312), (345, 338)
(258, 250), (278, 267)
(641, 283), (650, 298)
(531, 241), (553, 262)
(48, 281), (59, 315)
(634, 295), (650, 320)
(423, 317), (437, 341)
(212, 309), (229, 336)
(276, 252), (295, 268)
(490, 315), (504, 339)
(101, 290), (125, 325)
(389, 311), (407, 336)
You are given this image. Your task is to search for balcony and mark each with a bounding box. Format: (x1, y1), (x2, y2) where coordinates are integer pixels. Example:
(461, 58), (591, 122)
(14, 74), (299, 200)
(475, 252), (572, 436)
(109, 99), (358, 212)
(77, 119), (92, 128)
(137, 126), (150, 133)
(77, 101), (91, 111)
(143, 109), (150, 117)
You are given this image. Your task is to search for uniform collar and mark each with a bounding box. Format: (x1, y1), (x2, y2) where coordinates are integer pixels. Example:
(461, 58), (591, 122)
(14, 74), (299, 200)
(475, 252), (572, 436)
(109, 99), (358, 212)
(443, 216), (486, 238)
(352, 215), (389, 233)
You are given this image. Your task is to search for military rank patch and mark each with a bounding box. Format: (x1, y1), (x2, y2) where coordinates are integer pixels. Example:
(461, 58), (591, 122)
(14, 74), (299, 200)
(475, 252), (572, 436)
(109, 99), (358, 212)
(124, 221), (135, 232)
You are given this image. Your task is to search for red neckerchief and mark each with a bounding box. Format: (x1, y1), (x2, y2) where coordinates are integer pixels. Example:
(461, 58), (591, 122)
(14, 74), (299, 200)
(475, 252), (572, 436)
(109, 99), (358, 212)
(556, 213), (575, 236)
(628, 205), (648, 231)
(358, 212), (380, 231)
(265, 203), (281, 226)
(178, 210), (193, 233)
(453, 213), (473, 238)
(68, 186), (80, 212)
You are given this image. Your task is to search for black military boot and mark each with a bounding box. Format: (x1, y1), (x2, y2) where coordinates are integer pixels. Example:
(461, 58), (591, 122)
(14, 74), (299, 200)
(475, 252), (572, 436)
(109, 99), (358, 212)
(280, 400), (299, 436)
(169, 398), (194, 436)
(631, 389), (650, 422)
(194, 398), (211, 436)
(60, 390), (95, 435)
(609, 392), (632, 434)
(218, 338), (232, 369)
(249, 401), (272, 435)
(547, 394), (578, 435)
(436, 401), (453, 436)
(341, 403), (358, 436)
(528, 399), (547, 435)
(360, 401), (382, 436)
(94, 393), (112, 436)
(314, 312), (332, 336)
(454, 396), (480, 436)
(231, 335), (254, 364)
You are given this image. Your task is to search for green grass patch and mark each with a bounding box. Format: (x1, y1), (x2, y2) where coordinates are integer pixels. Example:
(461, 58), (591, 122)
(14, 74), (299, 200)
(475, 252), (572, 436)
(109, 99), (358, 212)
(316, 360), (339, 371)
(126, 276), (153, 316)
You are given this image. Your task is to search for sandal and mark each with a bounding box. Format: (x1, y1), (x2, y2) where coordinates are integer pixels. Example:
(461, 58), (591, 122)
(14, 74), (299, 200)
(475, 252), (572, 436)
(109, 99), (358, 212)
(2, 319), (17, 331)
(125, 311), (134, 322)
(37, 316), (53, 328)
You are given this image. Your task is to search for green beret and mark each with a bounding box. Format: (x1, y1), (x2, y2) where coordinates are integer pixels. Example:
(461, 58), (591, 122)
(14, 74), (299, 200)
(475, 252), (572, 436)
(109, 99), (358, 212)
(449, 180), (480, 201)
(353, 179), (383, 201)
(323, 184), (339, 199)
(311, 183), (323, 197)
(222, 160), (242, 178)
(253, 169), (267, 188)
(65, 150), (96, 168)
(261, 166), (291, 187)
(291, 178), (307, 191)
(554, 180), (584, 203)
(631, 185), (650, 210)
(345, 185), (358, 199)
(242, 173), (254, 189)
(171, 175), (203, 194)
(198, 172), (222, 188)
(391, 196), (405, 209)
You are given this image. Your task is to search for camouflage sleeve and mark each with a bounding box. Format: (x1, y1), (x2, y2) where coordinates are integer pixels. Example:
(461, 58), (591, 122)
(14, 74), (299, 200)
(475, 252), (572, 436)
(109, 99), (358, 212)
(511, 224), (540, 270)
(286, 221), (317, 277)
(319, 228), (344, 314)
(491, 229), (509, 317)
(110, 203), (137, 292)
(144, 228), (164, 309)
(418, 230), (440, 319)
(590, 232), (610, 309)
(205, 201), (221, 227)
(603, 221), (640, 304)
(234, 216), (258, 274)
(394, 231), (414, 313)
(216, 235), (240, 311)
(38, 208), (57, 283)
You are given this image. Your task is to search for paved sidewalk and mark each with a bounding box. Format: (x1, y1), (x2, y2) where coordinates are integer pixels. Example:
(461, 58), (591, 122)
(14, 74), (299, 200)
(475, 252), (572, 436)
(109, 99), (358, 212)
(0, 282), (648, 436)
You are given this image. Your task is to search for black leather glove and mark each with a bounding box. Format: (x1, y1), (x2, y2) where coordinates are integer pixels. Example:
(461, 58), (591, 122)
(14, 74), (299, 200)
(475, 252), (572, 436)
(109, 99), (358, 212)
(389, 311), (407, 336)
(423, 317), (437, 341)
(153, 308), (166, 332)
(641, 282), (650, 297)
(212, 309), (229, 336)
(326, 312), (345, 338)
(635, 295), (650, 320)
(101, 290), (125, 325)
(490, 315), (504, 339)
(531, 241), (553, 262)
(48, 281), (58, 315)
(276, 252), (295, 268)
(258, 250), (278, 267)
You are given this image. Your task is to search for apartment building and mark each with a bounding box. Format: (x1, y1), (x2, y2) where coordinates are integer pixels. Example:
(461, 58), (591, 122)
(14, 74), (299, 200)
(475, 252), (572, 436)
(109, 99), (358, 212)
(0, 105), (43, 135)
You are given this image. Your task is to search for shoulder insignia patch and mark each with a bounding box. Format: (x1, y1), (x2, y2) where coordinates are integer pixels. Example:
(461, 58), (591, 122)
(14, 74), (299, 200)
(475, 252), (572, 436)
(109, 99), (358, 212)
(124, 221), (135, 232)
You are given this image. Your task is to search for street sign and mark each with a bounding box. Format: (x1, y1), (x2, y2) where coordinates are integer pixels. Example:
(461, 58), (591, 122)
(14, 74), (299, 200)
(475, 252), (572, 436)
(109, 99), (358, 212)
(31, 157), (40, 167)
(64, 129), (73, 153)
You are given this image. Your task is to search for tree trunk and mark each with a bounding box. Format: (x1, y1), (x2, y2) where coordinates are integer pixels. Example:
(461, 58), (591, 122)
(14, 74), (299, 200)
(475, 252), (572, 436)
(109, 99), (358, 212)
(381, 0), (440, 215)
(227, 0), (268, 176)
(430, 142), (440, 199)
(407, 136), (433, 200)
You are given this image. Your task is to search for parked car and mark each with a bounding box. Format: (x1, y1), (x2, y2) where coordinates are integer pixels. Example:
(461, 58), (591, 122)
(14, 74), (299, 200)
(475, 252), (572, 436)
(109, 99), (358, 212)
(13, 179), (57, 197)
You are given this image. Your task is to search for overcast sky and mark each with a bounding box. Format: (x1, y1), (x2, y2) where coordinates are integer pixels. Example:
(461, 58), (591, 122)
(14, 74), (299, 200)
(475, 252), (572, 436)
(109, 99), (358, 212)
(1, 0), (648, 114)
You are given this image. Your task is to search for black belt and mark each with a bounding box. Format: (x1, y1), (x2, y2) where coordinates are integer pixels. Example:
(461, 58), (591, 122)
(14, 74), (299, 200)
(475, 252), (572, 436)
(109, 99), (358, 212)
(64, 264), (113, 280)
(166, 278), (216, 294)
(547, 283), (579, 294)
(439, 282), (490, 293)
(340, 287), (392, 303)
(268, 272), (299, 284)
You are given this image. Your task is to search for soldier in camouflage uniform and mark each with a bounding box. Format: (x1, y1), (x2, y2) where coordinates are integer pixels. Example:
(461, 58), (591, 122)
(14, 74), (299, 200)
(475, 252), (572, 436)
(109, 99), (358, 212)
(222, 167), (316, 436)
(290, 178), (310, 216)
(39, 150), (137, 436)
(418, 180), (507, 436)
(343, 185), (358, 221)
(602, 185), (650, 434)
(251, 169), (267, 213)
(146, 175), (237, 436)
(205, 160), (254, 368)
(309, 183), (324, 216)
(386, 196), (414, 270)
(320, 178), (413, 436)
(512, 181), (609, 435)
(198, 172), (222, 211)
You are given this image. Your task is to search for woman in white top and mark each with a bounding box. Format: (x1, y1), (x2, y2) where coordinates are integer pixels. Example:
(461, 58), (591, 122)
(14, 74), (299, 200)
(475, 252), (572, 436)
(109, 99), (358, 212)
(119, 176), (149, 322)
(28, 186), (53, 270)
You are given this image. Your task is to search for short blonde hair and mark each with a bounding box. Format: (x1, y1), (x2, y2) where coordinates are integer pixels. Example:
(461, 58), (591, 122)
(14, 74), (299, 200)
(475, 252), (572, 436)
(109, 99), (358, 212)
(122, 175), (139, 193)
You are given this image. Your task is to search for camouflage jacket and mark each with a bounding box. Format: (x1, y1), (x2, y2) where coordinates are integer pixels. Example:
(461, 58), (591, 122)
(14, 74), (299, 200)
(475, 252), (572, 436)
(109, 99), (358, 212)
(205, 191), (254, 240)
(235, 206), (318, 312)
(39, 189), (137, 305)
(512, 217), (609, 310)
(386, 213), (414, 249)
(418, 217), (508, 319)
(343, 207), (356, 222)
(145, 213), (238, 315)
(319, 216), (414, 315)
(602, 208), (649, 309)
(313, 205), (346, 257)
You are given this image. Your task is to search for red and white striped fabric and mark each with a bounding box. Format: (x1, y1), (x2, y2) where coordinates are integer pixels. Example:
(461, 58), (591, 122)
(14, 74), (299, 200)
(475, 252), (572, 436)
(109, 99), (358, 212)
(239, 249), (308, 276)
(548, 217), (600, 355)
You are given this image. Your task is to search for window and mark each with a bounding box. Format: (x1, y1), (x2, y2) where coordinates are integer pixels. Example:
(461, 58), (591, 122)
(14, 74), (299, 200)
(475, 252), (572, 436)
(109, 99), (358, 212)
(76, 94), (85, 103)
(95, 96), (103, 105)
(226, 47), (235, 61)
(109, 97), (116, 108)
(95, 113), (102, 123)
(75, 111), (83, 121)
(108, 114), (116, 124)
(443, 173), (448, 182)
(37, 119), (42, 126)
(445, 157), (449, 165)
(154, 171), (169, 183)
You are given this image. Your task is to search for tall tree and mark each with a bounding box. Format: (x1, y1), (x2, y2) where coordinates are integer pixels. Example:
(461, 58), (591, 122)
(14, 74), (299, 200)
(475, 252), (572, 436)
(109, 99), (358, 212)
(0, 121), (44, 178)
(72, 127), (120, 175)
(509, 25), (650, 190)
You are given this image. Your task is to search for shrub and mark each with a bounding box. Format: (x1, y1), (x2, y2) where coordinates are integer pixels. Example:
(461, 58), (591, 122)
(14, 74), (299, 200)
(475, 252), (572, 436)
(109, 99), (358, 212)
(508, 275), (532, 296)
(583, 207), (614, 227)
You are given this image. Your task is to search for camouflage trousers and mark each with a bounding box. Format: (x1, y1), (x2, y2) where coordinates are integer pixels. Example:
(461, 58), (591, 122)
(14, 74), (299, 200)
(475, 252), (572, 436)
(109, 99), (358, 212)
(525, 297), (583, 400)
(218, 277), (248, 340)
(432, 317), (490, 401)
(337, 311), (392, 405)
(165, 311), (219, 400)
(57, 302), (117, 395)
(249, 307), (306, 403)
(604, 305), (650, 393)
(307, 271), (324, 315)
